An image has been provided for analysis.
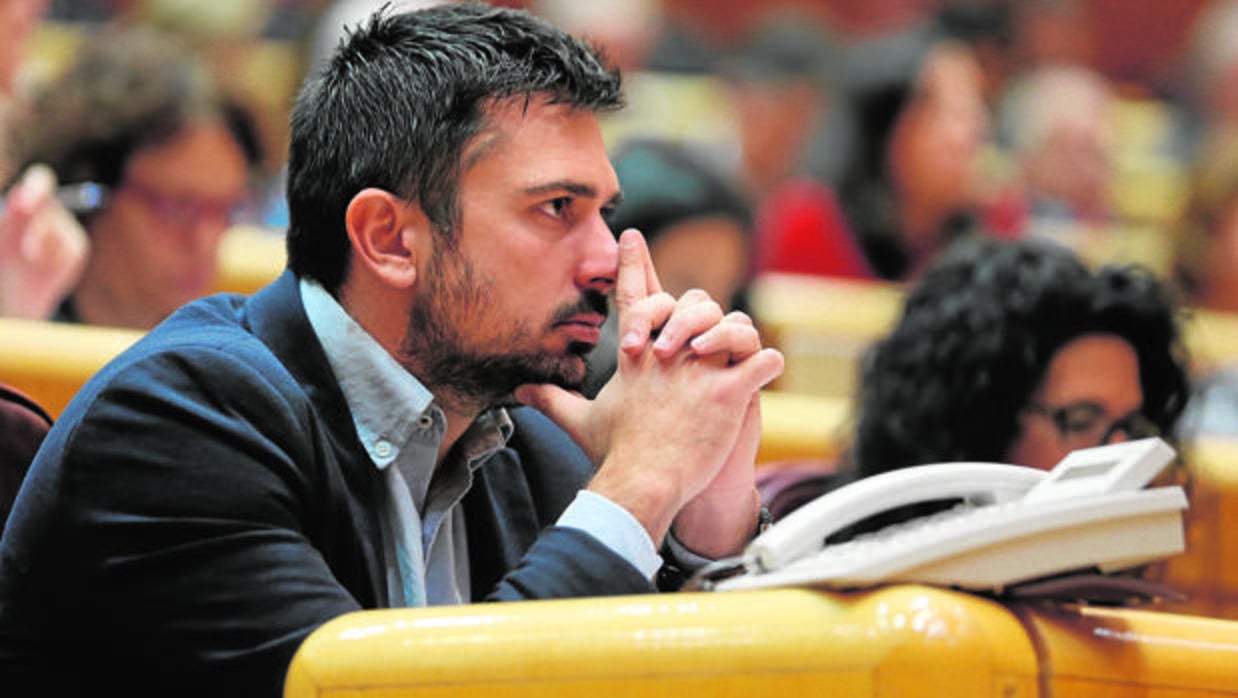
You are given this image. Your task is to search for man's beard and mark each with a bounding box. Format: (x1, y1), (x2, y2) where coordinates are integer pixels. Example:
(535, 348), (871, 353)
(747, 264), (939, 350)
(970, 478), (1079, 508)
(398, 250), (608, 414)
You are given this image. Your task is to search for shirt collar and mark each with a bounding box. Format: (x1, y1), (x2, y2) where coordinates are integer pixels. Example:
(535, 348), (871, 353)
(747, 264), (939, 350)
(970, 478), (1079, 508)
(460, 408), (514, 468)
(299, 278), (512, 469)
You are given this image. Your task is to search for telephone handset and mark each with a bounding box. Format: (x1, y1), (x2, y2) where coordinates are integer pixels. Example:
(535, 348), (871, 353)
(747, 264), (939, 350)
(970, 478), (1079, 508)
(748, 462), (1046, 573)
(711, 438), (1187, 593)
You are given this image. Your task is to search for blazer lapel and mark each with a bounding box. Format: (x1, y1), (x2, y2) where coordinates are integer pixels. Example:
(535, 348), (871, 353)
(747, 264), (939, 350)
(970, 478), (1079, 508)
(464, 448), (541, 600)
(242, 271), (391, 606)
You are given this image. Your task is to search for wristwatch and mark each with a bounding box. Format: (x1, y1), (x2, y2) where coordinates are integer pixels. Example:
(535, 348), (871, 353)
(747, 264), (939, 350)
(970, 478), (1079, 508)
(657, 507), (773, 592)
(756, 505), (774, 535)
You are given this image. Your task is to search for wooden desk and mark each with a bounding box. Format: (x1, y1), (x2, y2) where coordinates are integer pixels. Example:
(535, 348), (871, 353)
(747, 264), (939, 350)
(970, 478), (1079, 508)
(214, 225), (287, 297)
(749, 273), (901, 398)
(286, 586), (1040, 698)
(0, 223), (285, 418)
(0, 318), (142, 417)
(286, 584), (1238, 698)
(756, 390), (849, 465)
(1158, 436), (1238, 621)
(1019, 601), (1238, 696)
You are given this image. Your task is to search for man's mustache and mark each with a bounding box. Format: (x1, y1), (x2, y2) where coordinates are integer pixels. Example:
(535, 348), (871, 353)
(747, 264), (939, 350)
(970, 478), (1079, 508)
(551, 290), (609, 324)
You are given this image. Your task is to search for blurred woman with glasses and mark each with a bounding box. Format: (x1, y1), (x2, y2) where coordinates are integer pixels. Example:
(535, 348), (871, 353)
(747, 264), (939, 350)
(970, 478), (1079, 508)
(5, 24), (261, 330)
(761, 236), (1191, 520)
(853, 236), (1189, 474)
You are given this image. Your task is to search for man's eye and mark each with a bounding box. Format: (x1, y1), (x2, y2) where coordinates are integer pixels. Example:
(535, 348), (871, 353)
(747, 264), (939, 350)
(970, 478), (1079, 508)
(542, 197), (572, 217)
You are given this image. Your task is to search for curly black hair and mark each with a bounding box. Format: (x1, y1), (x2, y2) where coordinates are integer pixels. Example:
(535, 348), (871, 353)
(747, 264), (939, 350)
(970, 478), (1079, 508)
(849, 237), (1192, 477)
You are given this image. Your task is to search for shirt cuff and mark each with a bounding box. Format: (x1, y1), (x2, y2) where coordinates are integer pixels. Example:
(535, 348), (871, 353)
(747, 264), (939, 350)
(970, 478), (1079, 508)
(556, 490), (662, 579)
(663, 530), (714, 571)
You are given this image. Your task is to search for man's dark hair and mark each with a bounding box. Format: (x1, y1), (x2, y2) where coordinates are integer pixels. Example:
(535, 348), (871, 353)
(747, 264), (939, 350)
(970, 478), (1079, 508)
(286, 1), (624, 292)
(850, 237), (1192, 476)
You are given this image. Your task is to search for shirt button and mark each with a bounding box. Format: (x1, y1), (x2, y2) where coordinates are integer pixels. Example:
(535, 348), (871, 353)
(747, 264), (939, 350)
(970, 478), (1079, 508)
(374, 439), (393, 458)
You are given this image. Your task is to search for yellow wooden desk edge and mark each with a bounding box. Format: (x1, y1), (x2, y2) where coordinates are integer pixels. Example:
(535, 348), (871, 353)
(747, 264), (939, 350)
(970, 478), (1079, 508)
(1019, 602), (1238, 693)
(285, 585), (1238, 697)
(749, 272), (902, 341)
(285, 585), (1037, 697)
(0, 317), (143, 417)
(756, 390), (848, 464)
(214, 224), (288, 297)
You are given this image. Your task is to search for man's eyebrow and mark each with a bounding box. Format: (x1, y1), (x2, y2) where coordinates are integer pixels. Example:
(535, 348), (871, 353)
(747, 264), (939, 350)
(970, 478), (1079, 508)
(524, 181), (624, 209)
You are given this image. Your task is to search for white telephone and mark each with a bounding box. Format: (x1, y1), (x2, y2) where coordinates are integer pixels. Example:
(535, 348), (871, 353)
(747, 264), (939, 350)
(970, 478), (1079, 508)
(711, 438), (1188, 594)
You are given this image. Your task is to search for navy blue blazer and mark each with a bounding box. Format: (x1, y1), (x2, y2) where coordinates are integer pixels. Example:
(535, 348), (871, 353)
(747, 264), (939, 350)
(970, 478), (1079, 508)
(0, 272), (654, 697)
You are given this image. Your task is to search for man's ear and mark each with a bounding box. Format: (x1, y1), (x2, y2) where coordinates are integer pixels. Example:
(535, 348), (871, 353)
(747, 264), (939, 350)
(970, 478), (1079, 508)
(345, 187), (426, 289)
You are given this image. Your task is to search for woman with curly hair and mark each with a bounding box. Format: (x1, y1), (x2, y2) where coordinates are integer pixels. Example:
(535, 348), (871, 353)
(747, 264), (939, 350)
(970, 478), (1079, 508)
(762, 236), (1192, 519)
(851, 236), (1191, 476)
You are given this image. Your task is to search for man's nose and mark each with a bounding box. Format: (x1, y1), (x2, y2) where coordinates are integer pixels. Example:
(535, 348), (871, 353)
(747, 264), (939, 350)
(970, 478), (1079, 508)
(579, 215), (618, 293)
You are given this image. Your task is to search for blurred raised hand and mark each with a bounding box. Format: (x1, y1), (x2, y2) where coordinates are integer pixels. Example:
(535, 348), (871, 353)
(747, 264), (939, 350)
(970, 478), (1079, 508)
(0, 164), (91, 319)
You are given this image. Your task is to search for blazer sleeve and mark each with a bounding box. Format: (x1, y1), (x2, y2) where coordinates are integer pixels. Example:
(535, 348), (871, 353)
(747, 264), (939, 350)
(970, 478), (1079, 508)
(0, 383), (52, 536)
(469, 407), (657, 602)
(1, 338), (376, 697)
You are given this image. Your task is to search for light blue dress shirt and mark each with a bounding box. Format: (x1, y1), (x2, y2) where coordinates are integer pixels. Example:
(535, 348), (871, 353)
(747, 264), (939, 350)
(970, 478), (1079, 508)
(299, 279), (663, 605)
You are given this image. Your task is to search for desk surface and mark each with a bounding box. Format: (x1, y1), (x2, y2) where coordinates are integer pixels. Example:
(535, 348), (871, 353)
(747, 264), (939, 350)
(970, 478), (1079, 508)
(214, 224), (287, 296)
(0, 317), (142, 417)
(286, 585), (1039, 698)
(286, 584), (1238, 698)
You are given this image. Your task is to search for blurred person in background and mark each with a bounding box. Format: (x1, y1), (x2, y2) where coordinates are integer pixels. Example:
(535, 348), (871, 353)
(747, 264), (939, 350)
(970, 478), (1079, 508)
(93, 0), (298, 231)
(756, 22), (1006, 284)
(721, 13), (855, 199)
(0, 0), (90, 320)
(724, 13), (869, 280)
(530, 0), (663, 74)
(761, 237), (1191, 520)
(997, 63), (1119, 241)
(837, 34), (999, 281)
(641, 0), (834, 75)
(581, 136), (754, 398)
(1176, 0), (1238, 159)
(1169, 135), (1238, 439)
(7, 24), (261, 330)
(1170, 135), (1238, 315)
(849, 237), (1189, 475)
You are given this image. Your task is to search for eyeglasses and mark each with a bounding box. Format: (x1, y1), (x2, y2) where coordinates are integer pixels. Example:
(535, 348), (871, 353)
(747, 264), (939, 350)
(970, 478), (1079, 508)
(1026, 401), (1159, 449)
(119, 179), (248, 231)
